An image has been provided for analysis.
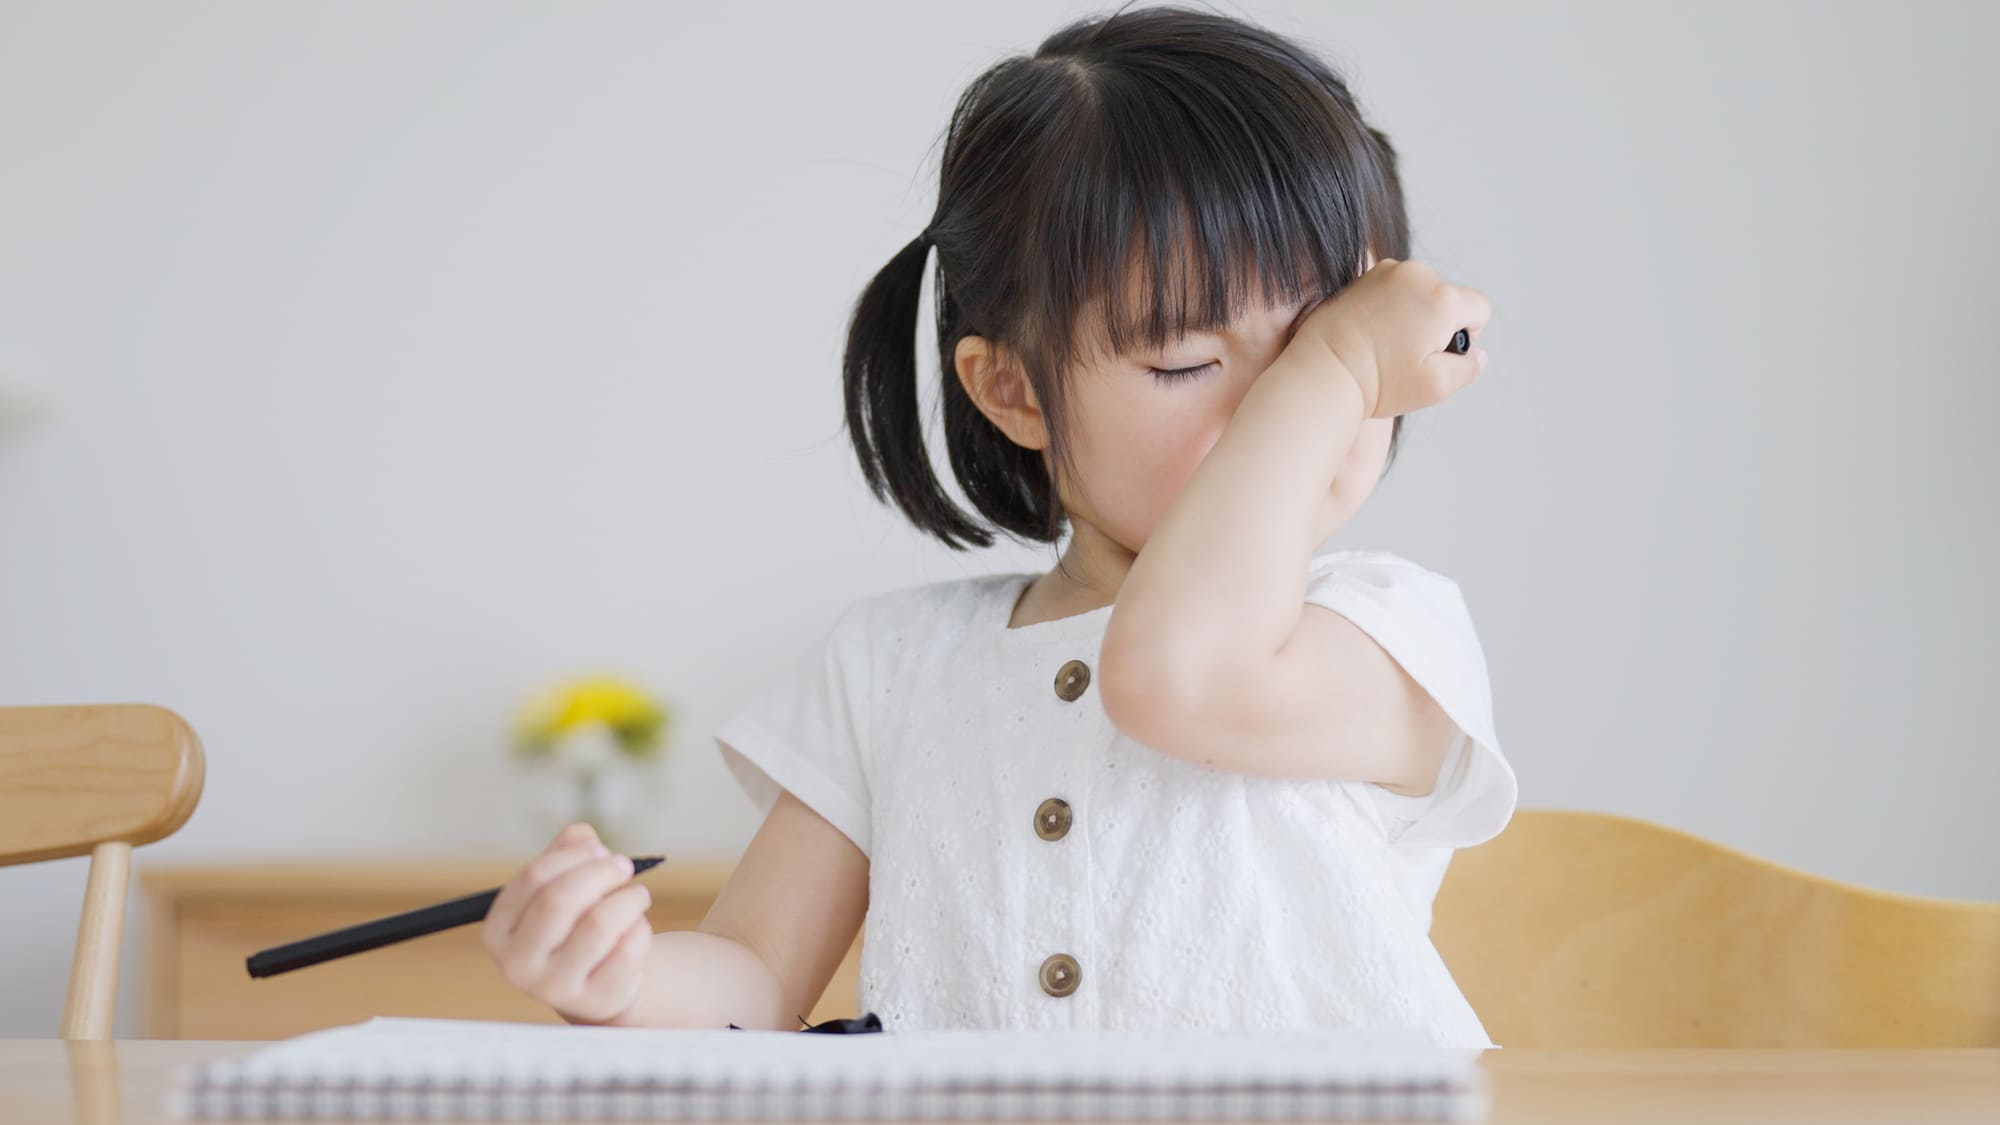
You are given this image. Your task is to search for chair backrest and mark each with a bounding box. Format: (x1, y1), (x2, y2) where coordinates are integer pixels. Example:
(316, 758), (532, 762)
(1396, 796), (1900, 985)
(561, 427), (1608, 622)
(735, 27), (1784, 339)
(0, 704), (205, 1038)
(1432, 809), (2000, 1047)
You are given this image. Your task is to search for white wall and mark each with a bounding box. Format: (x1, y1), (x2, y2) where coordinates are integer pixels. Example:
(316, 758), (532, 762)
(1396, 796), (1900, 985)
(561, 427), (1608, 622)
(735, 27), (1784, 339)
(2, 1), (1994, 1037)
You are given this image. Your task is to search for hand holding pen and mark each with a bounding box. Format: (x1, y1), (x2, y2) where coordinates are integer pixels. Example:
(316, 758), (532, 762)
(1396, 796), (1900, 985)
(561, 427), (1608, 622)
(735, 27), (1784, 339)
(1293, 257), (1490, 419)
(244, 823), (661, 1028)
(478, 823), (661, 1026)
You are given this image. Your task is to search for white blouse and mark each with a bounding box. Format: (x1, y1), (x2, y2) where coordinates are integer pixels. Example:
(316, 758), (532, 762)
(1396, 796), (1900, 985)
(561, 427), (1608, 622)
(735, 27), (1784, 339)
(713, 549), (1517, 1046)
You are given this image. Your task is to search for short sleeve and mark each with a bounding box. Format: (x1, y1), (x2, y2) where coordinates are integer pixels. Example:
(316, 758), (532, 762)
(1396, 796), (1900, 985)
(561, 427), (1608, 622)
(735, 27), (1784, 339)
(1303, 551), (1518, 849)
(712, 599), (874, 858)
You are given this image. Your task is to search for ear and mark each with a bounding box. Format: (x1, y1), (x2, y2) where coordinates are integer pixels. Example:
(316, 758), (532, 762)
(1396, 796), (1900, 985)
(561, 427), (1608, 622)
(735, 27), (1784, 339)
(954, 335), (1048, 451)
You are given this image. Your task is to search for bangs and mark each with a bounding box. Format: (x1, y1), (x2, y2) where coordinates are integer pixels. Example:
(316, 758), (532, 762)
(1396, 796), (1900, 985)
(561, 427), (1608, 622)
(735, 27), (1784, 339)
(1016, 50), (1404, 368)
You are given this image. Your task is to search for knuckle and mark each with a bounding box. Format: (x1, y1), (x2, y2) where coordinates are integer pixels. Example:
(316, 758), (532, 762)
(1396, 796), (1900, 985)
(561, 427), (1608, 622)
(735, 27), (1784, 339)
(566, 861), (617, 897)
(517, 895), (568, 938)
(613, 885), (649, 918)
(498, 959), (531, 992)
(575, 906), (622, 941)
(544, 839), (597, 868)
(492, 881), (525, 913)
(529, 966), (565, 998)
(522, 854), (565, 887)
(545, 883), (594, 919)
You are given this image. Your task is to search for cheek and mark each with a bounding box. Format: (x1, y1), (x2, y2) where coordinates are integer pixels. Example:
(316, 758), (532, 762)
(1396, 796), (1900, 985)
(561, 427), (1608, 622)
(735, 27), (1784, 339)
(1073, 391), (1223, 532)
(1134, 416), (1215, 506)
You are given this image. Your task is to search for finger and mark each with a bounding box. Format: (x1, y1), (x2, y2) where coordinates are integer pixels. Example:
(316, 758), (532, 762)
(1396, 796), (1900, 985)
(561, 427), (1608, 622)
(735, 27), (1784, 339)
(497, 822), (601, 902)
(484, 833), (608, 945)
(1422, 349), (1484, 396)
(586, 917), (655, 992)
(545, 882), (653, 992)
(559, 821), (598, 840)
(1443, 287), (1490, 357)
(486, 842), (606, 951)
(565, 918), (654, 1025)
(506, 853), (634, 968)
(1454, 285), (1492, 336)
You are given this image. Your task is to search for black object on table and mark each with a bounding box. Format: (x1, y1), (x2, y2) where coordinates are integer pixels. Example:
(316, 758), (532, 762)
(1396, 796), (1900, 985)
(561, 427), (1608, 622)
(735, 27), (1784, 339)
(245, 856), (667, 978)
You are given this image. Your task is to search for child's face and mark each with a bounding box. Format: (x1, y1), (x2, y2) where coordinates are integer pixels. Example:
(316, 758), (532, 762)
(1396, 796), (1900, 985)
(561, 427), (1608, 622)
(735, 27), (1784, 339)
(956, 255), (1391, 562)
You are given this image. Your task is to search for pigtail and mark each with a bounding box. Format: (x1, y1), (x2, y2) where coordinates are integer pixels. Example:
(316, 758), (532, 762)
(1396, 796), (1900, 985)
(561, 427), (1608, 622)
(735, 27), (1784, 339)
(842, 234), (992, 549)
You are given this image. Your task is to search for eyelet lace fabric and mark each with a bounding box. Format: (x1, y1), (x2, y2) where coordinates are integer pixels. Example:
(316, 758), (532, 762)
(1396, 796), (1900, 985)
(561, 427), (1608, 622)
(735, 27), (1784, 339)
(715, 550), (1516, 1047)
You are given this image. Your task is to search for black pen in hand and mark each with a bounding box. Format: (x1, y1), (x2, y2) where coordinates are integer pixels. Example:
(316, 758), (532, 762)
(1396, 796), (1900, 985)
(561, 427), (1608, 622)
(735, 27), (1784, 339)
(245, 856), (666, 978)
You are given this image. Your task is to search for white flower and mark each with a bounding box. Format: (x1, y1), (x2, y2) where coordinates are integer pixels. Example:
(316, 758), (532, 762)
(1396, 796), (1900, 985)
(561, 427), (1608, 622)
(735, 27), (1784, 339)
(552, 721), (620, 777)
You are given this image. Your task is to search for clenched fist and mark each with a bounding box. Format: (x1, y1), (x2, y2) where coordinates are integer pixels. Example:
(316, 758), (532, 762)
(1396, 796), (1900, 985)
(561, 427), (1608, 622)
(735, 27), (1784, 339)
(1292, 258), (1491, 419)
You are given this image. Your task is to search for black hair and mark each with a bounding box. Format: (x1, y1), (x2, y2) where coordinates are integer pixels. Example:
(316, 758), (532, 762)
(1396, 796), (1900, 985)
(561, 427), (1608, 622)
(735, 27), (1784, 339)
(843, 3), (1411, 551)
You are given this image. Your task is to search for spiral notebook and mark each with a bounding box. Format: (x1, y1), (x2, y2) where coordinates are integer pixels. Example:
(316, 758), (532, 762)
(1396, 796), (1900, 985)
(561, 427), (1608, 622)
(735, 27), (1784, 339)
(168, 1015), (1488, 1121)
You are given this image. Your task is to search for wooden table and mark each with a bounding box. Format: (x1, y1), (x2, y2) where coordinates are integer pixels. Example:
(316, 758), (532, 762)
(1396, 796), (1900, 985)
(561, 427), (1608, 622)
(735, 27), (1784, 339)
(7, 1040), (1997, 1123)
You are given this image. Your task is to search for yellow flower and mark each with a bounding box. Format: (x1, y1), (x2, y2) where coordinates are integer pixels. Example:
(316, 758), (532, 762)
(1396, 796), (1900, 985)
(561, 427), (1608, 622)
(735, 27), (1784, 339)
(514, 675), (669, 760)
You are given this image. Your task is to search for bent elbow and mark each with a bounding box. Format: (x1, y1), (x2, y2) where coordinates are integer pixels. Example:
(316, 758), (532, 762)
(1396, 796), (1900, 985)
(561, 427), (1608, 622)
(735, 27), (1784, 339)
(1096, 637), (1218, 759)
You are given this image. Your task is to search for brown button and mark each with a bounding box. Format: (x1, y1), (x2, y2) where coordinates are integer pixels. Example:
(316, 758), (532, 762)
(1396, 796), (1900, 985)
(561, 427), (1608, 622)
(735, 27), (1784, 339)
(1034, 797), (1072, 841)
(1039, 953), (1081, 998)
(1054, 659), (1091, 702)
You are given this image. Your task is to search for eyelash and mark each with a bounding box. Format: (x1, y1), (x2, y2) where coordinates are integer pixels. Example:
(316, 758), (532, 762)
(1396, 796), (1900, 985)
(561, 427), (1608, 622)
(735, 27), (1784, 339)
(1144, 299), (1318, 384)
(1149, 362), (1218, 384)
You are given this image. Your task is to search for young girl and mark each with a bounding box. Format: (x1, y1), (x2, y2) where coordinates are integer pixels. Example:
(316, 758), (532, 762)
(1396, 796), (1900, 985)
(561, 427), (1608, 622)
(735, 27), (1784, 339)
(482, 5), (1514, 1047)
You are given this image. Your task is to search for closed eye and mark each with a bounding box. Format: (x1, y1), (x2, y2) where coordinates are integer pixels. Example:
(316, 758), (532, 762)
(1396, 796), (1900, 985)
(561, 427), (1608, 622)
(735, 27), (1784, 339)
(1149, 361), (1218, 384)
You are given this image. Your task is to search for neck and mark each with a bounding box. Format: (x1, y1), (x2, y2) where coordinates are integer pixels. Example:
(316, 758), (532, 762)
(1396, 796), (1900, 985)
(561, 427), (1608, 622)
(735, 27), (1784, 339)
(1011, 517), (1135, 626)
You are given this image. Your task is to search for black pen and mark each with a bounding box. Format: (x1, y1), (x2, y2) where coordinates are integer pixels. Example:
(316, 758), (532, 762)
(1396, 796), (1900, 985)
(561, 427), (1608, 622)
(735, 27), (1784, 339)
(246, 856), (666, 978)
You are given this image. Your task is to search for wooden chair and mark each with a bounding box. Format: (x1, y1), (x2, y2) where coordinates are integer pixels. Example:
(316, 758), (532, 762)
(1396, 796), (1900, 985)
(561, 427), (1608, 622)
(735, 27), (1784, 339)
(1432, 809), (2000, 1047)
(0, 704), (205, 1038)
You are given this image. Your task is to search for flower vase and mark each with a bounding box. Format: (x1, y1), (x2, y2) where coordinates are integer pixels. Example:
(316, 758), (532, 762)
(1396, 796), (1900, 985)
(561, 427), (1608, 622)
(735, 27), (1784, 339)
(574, 769), (610, 849)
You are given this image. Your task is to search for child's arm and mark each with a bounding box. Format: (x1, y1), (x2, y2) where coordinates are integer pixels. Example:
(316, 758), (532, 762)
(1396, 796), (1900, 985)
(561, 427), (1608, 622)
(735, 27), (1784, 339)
(485, 791), (867, 1030)
(1099, 260), (1487, 789)
(615, 790), (868, 1029)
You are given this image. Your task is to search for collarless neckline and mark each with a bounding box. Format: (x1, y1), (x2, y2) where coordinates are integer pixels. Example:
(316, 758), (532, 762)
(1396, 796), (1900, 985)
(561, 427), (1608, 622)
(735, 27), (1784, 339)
(993, 573), (1116, 645)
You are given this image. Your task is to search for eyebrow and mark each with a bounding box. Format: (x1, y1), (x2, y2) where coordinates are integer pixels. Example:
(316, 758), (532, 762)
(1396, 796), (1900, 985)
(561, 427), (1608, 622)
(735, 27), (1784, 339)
(1138, 292), (1322, 350)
